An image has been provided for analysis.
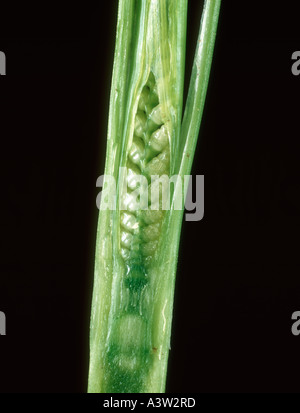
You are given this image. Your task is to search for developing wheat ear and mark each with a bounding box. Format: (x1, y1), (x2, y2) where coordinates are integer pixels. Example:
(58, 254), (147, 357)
(96, 76), (203, 223)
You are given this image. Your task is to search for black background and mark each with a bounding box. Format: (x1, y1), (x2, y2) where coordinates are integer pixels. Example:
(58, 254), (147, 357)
(1, 0), (300, 393)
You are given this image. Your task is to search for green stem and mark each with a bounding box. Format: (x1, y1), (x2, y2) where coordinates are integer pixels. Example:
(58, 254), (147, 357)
(88, 0), (221, 393)
(179, 0), (221, 178)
